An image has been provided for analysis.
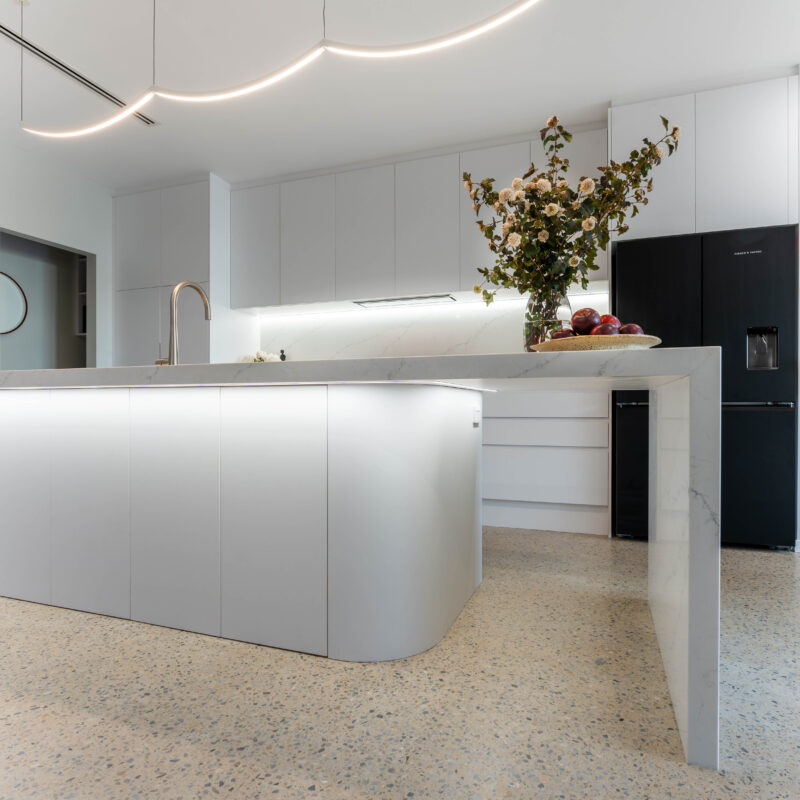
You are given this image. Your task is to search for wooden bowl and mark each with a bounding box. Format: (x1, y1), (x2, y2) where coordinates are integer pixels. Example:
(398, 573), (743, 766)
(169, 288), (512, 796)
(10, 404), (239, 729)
(528, 334), (662, 352)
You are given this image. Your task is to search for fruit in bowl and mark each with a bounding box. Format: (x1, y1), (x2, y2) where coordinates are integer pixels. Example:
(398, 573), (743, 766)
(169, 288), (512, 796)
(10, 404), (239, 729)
(551, 328), (577, 339)
(571, 308), (602, 335)
(590, 323), (620, 335)
(599, 314), (621, 328)
(619, 323), (644, 335)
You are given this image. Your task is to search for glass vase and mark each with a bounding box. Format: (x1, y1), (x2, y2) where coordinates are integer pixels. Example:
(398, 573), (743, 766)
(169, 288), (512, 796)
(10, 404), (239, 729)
(523, 292), (570, 351)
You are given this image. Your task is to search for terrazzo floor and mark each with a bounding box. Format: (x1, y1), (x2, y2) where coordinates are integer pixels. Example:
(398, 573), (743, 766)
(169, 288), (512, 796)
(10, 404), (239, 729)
(0, 529), (798, 800)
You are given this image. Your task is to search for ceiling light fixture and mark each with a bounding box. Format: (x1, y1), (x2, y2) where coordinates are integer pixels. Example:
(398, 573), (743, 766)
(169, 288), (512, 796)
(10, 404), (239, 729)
(323, 0), (541, 58)
(20, 0), (541, 139)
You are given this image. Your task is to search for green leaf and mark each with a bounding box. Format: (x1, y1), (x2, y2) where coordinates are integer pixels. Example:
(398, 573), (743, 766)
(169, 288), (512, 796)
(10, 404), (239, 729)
(660, 115), (669, 130)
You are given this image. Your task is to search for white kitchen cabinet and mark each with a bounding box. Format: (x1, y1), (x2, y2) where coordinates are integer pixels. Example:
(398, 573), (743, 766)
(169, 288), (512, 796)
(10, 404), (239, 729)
(609, 93), (695, 239)
(281, 175), (335, 304)
(220, 386), (328, 656)
(459, 141), (531, 291)
(114, 189), (161, 290)
(50, 389), (130, 618)
(0, 390), (51, 604)
(696, 77), (797, 232)
(396, 153), (460, 295)
(230, 184), (281, 308)
(115, 287), (159, 366)
(129, 388), (221, 636)
(158, 282), (210, 365)
(160, 181), (210, 286)
(335, 165), (395, 300)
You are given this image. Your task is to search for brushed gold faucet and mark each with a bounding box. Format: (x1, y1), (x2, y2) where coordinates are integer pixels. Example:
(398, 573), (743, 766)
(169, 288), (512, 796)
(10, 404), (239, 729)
(167, 281), (211, 365)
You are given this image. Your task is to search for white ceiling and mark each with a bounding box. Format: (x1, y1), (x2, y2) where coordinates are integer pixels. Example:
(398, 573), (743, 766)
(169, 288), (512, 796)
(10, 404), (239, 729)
(0, 0), (798, 192)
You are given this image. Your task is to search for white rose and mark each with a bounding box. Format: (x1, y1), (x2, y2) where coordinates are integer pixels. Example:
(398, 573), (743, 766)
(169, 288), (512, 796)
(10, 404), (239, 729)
(655, 145), (665, 159)
(507, 232), (522, 247)
(524, 181), (536, 192)
(557, 179), (568, 189)
(524, 200), (531, 212)
(544, 203), (561, 217)
(506, 213), (516, 223)
(536, 178), (552, 193)
(498, 188), (512, 203)
(512, 177), (523, 190)
(578, 177), (595, 194)
(582, 216), (597, 231)
(546, 115), (559, 128)
(494, 201), (501, 211)
(538, 230), (549, 242)
(672, 126), (682, 140)
(569, 255), (580, 267)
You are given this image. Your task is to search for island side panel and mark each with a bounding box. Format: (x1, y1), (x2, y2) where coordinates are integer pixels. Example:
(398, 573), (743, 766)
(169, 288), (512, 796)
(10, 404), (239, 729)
(327, 384), (482, 662)
(686, 352), (721, 769)
(220, 385), (328, 656)
(649, 377), (691, 755)
(649, 357), (721, 770)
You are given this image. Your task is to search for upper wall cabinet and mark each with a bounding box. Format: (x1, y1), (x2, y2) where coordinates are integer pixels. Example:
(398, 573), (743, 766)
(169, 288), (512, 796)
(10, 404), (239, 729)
(281, 175), (335, 305)
(114, 181), (209, 291)
(396, 154), (460, 295)
(696, 77), (798, 232)
(160, 182), (210, 287)
(335, 165), (395, 301)
(459, 141), (530, 292)
(609, 93), (696, 239)
(230, 184), (280, 308)
(115, 189), (161, 291)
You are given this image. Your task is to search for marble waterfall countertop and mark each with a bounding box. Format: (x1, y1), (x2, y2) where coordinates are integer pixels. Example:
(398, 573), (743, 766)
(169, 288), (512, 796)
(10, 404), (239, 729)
(0, 347), (719, 391)
(0, 346), (722, 769)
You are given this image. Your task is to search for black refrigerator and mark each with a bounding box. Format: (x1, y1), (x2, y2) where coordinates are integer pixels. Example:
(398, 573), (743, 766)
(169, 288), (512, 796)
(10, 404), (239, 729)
(612, 224), (798, 548)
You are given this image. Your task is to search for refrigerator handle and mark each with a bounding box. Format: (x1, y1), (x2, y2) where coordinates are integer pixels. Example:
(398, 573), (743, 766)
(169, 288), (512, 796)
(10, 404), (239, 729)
(615, 402), (650, 408)
(721, 401), (795, 408)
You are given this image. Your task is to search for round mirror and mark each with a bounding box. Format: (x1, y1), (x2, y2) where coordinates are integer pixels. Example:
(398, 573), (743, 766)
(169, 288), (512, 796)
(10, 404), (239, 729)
(0, 272), (28, 335)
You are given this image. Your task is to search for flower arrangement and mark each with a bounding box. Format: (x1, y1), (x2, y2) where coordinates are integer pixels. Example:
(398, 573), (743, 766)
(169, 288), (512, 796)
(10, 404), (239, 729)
(463, 115), (681, 347)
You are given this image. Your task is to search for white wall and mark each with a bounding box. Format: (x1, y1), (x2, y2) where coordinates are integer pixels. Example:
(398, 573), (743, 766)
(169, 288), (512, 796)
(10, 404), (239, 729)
(0, 141), (112, 366)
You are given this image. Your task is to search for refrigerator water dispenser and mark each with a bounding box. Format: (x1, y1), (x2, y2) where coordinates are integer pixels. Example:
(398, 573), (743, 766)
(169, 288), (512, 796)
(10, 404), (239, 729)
(746, 326), (779, 370)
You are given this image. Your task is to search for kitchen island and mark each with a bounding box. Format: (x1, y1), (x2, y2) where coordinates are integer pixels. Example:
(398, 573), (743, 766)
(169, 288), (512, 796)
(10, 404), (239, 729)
(0, 348), (720, 769)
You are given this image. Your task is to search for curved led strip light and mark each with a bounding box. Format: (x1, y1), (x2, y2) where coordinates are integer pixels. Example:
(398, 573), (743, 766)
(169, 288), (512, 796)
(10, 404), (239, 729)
(22, 0), (540, 138)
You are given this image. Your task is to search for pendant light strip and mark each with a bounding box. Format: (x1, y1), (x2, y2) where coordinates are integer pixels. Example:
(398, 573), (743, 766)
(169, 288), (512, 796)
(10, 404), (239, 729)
(323, 0), (541, 58)
(21, 0), (541, 139)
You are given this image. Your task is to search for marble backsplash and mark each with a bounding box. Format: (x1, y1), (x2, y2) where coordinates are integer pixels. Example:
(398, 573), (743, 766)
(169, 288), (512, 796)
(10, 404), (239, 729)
(259, 287), (609, 362)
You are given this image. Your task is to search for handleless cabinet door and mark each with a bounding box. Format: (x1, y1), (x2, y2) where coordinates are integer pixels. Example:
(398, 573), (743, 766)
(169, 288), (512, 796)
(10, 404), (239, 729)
(160, 181), (210, 286)
(281, 175), (335, 304)
(220, 386), (328, 655)
(51, 389), (130, 618)
(459, 141), (530, 291)
(231, 184), (281, 308)
(396, 154), (460, 295)
(335, 165), (395, 300)
(696, 77), (795, 232)
(130, 388), (220, 636)
(114, 190), (161, 291)
(609, 94), (695, 238)
(0, 390), (51, 603)
(115, 287), (160, 366)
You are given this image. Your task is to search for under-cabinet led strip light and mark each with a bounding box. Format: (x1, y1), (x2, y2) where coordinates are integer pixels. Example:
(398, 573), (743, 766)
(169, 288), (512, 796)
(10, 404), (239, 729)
(21, 0), (541, 139)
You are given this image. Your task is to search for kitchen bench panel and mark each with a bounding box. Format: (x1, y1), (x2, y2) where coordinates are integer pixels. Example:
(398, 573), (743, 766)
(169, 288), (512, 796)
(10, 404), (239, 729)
(483, 389), (609, 419)
(482, 417), (608, 448)
(129, 387), (221, 636)
(50, 389), (130, 619)
(483, 499), (609, 535)
(0, 390), (52, 604)
(483, 445), (609, 506)
(220, 385), (328, 656)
